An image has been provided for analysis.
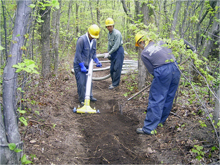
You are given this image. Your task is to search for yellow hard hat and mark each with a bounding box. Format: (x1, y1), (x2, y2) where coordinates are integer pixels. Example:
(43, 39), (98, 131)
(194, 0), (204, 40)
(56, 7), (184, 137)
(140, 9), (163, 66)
(135, 31), (150, 47)
(88, 24), (100, 38)
(135, 32), (144, 47)
(105, 18), (114, 26)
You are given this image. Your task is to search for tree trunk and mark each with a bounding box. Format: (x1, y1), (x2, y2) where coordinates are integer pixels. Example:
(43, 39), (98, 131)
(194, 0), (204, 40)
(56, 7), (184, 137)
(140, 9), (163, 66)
(96, 0), (100, 26)
(54, 0), (61, 73)
(96, 0), (100, 47)
(195, 0), (205, 49)
(212, 0), (220, 124)
(141, 2), (149, 26)
(163, 0), (168, 36)
(134, 0), (147, 90)
(134, 0), (140, 22)
(0, 25), (3, 66)
(1, 0), (31, 164)
(203, 0), (220, 58)
(138, 48), (147, 90)
(76, 3), (79, 35)
(89, 0), (93, 23)
(121, 0), (134, 24)
(67, 0), (73, 32)
(181, 0), (191, 38)
(40, 3), (51, 78)
(1, 0), (8, 60)
(51, 8), (56, 63)
(170, 0), (181, 39)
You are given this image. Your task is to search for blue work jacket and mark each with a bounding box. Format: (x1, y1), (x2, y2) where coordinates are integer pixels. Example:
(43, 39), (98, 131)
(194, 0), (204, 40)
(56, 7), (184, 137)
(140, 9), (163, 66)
(74, 34), (97, 68)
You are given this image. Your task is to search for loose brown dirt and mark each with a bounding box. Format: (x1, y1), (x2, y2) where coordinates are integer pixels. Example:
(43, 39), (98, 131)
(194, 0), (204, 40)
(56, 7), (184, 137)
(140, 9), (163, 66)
(20, 57), (219, 164)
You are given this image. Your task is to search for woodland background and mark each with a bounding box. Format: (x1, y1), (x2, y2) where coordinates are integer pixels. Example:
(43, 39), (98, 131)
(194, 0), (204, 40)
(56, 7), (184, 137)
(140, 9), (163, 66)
(0, 0), (220, 164)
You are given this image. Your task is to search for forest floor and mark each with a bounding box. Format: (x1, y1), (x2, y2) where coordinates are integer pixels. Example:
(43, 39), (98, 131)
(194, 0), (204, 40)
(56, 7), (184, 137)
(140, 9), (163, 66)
(19, 56), (219, 164)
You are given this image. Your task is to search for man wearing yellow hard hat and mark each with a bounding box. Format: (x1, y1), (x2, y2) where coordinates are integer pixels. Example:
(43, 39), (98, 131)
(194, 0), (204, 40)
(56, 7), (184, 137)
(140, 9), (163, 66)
(104, 18), (124, 89)
(135, 31), (195, 135)
(73, 24), (102, 105)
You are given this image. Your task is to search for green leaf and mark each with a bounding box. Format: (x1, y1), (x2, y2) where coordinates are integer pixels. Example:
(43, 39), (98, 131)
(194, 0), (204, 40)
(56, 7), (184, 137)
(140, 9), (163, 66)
(37, 18), (44, 23)
(19, 117), (28, 126)
(21, 154), (27, 163)
(192, 148), (199, 154)
(17, 110), (26, 114)
(51, 0), (59, 9)
(35, 111), (39, 115)
(14, 148), (22, 153)
(8, 143), (16, 151)
(196, 145), (203, 150)
(23, 160), (32, 164)
(29, 4), (35, 8)
(211, 146), (218, 151)
(0, 45), (5, 50)
(33, 70), (40, 74)
(196, 155), (202, 161)
(15, 68), (22, 73)
(17, 87), (25, 93)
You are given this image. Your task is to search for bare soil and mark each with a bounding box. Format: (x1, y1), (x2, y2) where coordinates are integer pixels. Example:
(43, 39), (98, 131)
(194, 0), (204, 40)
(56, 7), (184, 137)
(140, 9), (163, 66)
(20, 57), (219, 164)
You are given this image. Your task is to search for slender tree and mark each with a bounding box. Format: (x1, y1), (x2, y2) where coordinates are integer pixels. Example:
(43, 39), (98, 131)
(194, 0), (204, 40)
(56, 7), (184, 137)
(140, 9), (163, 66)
(170, 0), (181, 39)
(96, 0), (101, 47)
(54, 0), (61, 73)
(141, 2), (149, 26)
(203, 1), (220, 58)
(209, 0), (220, 124)
(40, 2), (51, 78)
(76, 2), (79, 35)
(1, 0), (8, 60)
(1, 0), (32, 163)
(121, 0), (134, 24)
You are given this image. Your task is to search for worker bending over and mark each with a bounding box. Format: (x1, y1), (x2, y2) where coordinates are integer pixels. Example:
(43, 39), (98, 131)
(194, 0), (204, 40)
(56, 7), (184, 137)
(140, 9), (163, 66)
(135, 31), (196, 134)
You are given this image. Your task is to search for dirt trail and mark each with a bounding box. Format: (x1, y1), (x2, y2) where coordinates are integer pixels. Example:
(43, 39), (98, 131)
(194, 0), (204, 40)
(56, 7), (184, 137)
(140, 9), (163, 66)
(20, 59), (218, 164)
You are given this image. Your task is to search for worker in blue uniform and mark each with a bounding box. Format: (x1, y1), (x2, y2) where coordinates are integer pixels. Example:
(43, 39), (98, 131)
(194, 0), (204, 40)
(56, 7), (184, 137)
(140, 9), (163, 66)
(104, 18), (124, 89)
(73, 24), (102, 105)
(135, 31), (196, 134)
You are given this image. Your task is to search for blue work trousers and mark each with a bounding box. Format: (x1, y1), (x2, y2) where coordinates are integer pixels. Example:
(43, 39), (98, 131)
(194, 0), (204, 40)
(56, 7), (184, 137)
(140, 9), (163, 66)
(110, 46), (124, 87)
(74, 64), (93, 103)
(142, 62), (181, 134)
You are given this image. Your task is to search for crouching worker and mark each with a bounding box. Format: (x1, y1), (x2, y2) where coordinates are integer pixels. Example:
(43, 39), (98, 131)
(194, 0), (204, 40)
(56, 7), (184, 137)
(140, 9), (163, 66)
(135, 31), (196, 135)
(73, 24), (102, 105)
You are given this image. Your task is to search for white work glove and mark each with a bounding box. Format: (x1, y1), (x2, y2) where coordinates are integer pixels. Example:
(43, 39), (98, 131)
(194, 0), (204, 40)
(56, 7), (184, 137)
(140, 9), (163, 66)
(104, 53), (110, 58)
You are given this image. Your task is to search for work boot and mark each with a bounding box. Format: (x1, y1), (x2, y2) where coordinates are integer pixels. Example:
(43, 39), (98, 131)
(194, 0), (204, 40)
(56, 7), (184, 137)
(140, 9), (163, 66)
(90, 97), (97, 102)
(136, 128), (151, 135)
(109, 84), (115, 90)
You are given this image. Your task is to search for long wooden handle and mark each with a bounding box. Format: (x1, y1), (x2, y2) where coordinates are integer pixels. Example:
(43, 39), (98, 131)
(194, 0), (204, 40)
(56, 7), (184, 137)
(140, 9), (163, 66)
(127, 84), (151, 101)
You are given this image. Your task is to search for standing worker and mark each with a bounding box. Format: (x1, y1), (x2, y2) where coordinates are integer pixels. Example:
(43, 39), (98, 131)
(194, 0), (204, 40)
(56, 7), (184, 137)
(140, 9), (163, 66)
(104, 18), (124, 89)
(73, 24), (102, 105)
(134, 31), (196, 134)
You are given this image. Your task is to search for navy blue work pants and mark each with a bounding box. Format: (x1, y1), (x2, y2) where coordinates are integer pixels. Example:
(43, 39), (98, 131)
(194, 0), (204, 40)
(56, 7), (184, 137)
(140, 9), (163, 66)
(74, 64), (93, 103)
(110, 46), (124, 87)
(142, 62), (181, 134)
